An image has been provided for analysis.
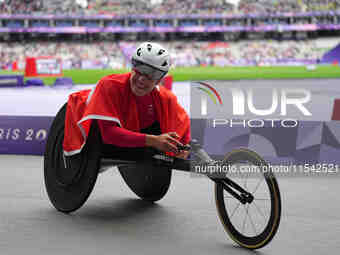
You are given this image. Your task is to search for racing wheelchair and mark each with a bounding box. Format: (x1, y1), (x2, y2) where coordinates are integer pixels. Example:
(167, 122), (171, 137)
(44, 103), (281, 250)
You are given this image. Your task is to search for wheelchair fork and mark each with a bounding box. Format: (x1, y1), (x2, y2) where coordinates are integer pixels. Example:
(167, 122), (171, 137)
(189, 140), (254, 205)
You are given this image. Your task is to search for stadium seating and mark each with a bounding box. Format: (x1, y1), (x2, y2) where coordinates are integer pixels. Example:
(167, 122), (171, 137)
(1, 0), (340, 15)
(1, 39), (337, 70)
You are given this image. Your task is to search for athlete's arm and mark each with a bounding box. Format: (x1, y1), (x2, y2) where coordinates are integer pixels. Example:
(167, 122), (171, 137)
(98, 120), (181, 154)
(98, 120), (146, 147)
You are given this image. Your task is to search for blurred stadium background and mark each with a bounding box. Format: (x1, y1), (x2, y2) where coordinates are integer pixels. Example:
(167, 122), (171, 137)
(2, 3), (340, 253)
(1, 0), (340, 155)
(0, 0), (340, 84)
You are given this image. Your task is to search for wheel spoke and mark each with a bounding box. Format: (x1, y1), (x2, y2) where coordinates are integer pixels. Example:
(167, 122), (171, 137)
(224, 189), (242, 220)
(252, 178), (264, 194)
(252, 202), (267, 224)
(262, 196), (269, 219)
(242, 205), (247, 233)
(246, 205), (258, 235)
(243, 171), (249, 190)
(230, 201), (241, 219)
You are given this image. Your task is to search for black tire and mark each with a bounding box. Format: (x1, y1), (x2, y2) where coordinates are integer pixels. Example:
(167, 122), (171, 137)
(44, 103), (101, 213)
(118, 162), (172, 202)
(215, 148), (281, 250)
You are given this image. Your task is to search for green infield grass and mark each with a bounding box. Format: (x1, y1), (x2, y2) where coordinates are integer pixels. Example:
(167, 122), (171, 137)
(0, 65), (339, 85)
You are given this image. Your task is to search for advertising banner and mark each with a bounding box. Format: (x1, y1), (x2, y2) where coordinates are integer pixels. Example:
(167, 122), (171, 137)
(190, 79), (340, 176)
(36, 58), (62, 76)
(1, 24), (340, 34)
(0, 116), (53, 155)
(0, 75), (24, 87)
(25, 57), (62, 77)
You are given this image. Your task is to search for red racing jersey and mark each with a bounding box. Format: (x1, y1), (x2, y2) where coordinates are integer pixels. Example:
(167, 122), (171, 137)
(63, 72), (190, 156)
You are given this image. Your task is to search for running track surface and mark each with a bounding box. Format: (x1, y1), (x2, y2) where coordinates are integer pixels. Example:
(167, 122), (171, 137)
(0, 155), (339, 255)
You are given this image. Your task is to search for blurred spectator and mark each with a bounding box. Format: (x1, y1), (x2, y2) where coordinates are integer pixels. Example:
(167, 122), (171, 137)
(0, 0), (43, 14)
(0, 39), (335, 70)
(0, 41), (125, 70)
(1, 0), (339, 15)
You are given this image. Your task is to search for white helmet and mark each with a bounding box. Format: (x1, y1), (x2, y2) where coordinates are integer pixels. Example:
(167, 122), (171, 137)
(132, 42), (171, 72)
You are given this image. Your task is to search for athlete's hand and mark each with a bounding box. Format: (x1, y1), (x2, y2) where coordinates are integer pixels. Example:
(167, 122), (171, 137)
(175, 150), (190, 159)
(146, 132), (183, 154)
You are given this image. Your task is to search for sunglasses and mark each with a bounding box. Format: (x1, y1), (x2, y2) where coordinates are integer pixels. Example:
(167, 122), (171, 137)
(132, 59), (167, 81)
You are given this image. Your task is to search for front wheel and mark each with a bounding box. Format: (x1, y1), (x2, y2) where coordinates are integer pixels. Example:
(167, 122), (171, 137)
(215, 148), (281, 250)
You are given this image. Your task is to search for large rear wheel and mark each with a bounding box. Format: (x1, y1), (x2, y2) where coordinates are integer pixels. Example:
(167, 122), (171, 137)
(118, 161), (172, 202)
(44, 104), (101, 213)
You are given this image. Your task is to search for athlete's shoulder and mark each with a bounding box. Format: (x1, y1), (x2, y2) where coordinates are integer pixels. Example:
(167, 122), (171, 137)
(157, 85), (177, 101)
(98, 72), (131, 90)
